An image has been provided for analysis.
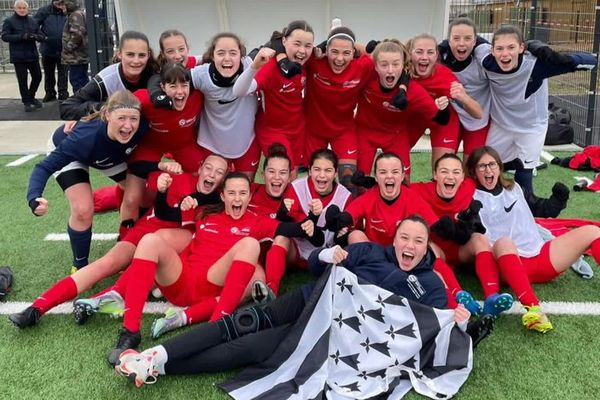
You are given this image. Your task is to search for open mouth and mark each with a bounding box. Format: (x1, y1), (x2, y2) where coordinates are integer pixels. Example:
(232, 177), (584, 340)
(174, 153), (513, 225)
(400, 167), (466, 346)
(315, 179), (329, 192)
(401, 251), (414, 267)
(173, 95), (187, 110)
(384, 181), (396, 193)
(293, 53), (306, 64)
(443, 182), (456, 191)
(484, 175), (495, 186)
(499, 58), (513, 69)
(331, 61), (347, 73)
(416, 61), (430, 75)
(118, 130), (132, 141)
(201, 178), (215, 193)
(231, 204), (243, 217)
(269, 181), (283, 194)
(455, 49), (468, 59)
(384, 75), (396, 86)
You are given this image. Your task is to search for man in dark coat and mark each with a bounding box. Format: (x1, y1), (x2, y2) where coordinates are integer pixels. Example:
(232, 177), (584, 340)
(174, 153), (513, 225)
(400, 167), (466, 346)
(1, 0), (46, 112)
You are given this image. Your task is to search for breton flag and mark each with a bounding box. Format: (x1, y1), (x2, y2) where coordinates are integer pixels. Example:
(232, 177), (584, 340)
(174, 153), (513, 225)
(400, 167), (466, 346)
(220, 265), (473, 399)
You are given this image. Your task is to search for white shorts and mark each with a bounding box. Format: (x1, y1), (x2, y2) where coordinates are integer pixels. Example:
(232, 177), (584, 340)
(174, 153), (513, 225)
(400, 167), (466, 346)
(485, 122), (546, 169)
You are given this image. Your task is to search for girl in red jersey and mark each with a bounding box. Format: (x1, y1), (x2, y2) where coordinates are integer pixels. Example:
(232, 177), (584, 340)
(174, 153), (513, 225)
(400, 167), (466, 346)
(9, 154), (228, 329)
(75, 172), (322, 364)
(270, 149), (352, 292)
(119, 63), (207, 232)
(407, 33), (482, 170)
(412, 153), (514, 318)
(333, 152), (481, 314)
(233, 21), (314, 176)
(303, 26), (373, 189)
(355, 39), (447, 179)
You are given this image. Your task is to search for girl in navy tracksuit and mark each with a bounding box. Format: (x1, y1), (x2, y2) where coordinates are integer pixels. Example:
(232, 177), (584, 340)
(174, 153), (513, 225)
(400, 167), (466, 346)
(27, 90), (147, 271)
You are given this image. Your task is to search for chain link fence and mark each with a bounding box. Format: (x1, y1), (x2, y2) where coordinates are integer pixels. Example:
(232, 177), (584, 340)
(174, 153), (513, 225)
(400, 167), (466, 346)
(450, 0), (599, 146)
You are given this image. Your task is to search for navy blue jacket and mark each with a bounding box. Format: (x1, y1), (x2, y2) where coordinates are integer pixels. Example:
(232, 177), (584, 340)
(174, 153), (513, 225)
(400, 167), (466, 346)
(27, 119), (148, 203)
(1, 12), (42, 63)
(307, 242), (448, 309)
(34, 3), (66, 58)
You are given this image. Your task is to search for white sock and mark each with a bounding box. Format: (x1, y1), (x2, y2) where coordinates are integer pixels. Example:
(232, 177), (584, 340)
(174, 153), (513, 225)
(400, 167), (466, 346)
(146, 345), (168, 375)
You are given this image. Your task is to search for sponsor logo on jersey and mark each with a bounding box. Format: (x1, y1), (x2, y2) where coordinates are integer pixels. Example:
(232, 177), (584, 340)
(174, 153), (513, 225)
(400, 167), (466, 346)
(94, 157), (111, 165)
(370, 218), (383, 224)
(270, 212), (277, 219)
(346, 149), (357, 155)
(342, 79), (361, 88)
(125, 145), (137, 155)
(504, 200), (517, 213)
(407, 274), (425, 298)
(442, 138), (454, 144)
(230, 226), (251, 236)
(178, 117), (197, 127)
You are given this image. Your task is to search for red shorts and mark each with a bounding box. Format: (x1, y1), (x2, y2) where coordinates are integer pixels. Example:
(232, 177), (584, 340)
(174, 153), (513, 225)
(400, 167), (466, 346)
(460, 123), (490, 157)
(305, 127), (357, 162)
(408, 108), (460, 151)
(121, 216), (179, 246)
(129, 143), (209, 174)
(227, 137), (261, 173)
(521, 241), (560, 283)
(257, 127), (305, 169)
(434, 238), (461, 266)
(159, 259), (222, 306)
(356, 126), (411, 175)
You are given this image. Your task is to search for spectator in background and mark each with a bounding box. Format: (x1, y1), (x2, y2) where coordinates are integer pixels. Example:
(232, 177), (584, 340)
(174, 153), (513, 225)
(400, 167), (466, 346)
(62, 0), (89, 92)
(34, 0), (69, 102)
(1, 0), (45, 112)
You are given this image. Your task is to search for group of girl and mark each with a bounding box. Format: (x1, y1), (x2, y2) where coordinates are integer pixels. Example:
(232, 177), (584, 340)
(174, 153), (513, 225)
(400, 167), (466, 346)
(10, 16), (600, 388)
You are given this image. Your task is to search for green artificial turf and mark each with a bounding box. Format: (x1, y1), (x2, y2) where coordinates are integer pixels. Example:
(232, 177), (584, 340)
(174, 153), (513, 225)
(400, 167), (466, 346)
(1, 152), (600, 399)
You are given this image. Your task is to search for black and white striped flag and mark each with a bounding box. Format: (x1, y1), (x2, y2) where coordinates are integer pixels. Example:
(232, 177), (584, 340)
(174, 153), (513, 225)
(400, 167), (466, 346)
(220, 265), (473, 399)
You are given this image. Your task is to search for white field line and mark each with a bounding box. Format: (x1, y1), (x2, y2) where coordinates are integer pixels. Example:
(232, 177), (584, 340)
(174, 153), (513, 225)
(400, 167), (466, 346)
(1, 300), (600, 316)
(45, 233), (118, 241)
(6, 153), (39, 167)
(0, 301), (178, 315)
(539, 150), (555, 163)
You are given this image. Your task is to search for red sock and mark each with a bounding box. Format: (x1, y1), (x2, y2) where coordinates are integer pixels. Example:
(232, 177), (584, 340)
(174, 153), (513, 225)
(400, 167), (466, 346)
(184, 297), (218, 325)
(209, 260), (255, 322)
(32, 276), (78, 314)
(590, 238), (600, 264)
(434, 258), (462, 297)
(122, 258), (157, 333)
(265, 244), (287, 295)
(497, 254), (539, 307)
(475, 251), (500, 298)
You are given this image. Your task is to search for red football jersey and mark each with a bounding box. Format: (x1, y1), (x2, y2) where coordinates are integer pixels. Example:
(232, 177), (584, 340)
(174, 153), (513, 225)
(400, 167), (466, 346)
(185, 211), (280, 268)
(355, 75), (440, 133)
(141, 171), (198, 226)
(411, 178), (476, 218)
(255, 57), (305, 136)
(304, 55), (373, 137)
(247, 182), (289, 219)
(346, 186), (439, 245)
(135, 89), (204, 150)
(414, 63), (457, 98)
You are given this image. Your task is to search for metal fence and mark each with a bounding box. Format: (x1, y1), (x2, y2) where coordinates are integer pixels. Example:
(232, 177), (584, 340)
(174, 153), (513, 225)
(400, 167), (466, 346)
(450, 0), (600, 146)
(0, 0), (117, 74)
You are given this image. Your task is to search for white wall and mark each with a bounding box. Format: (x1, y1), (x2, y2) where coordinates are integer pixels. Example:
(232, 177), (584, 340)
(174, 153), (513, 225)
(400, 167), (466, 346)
(114, 0), (449, 54)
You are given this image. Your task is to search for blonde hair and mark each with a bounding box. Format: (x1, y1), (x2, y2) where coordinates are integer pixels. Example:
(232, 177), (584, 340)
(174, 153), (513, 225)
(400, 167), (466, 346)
(372, 39), (409, 71)
(81, 90), (141, 122)
(407, 33), (439, 77)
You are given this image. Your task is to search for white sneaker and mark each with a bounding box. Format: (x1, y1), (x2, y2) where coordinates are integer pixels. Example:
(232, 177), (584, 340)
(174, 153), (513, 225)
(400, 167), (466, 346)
(115, 349), (160, 388)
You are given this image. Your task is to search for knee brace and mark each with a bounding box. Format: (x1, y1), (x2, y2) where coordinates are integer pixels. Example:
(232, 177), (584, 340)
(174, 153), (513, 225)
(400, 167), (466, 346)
(337, 163), (356, 191)
(217, 305), (273, 342)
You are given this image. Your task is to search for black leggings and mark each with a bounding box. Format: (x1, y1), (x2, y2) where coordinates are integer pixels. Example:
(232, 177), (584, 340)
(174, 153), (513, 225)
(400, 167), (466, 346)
(162, 288), (306, 374)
